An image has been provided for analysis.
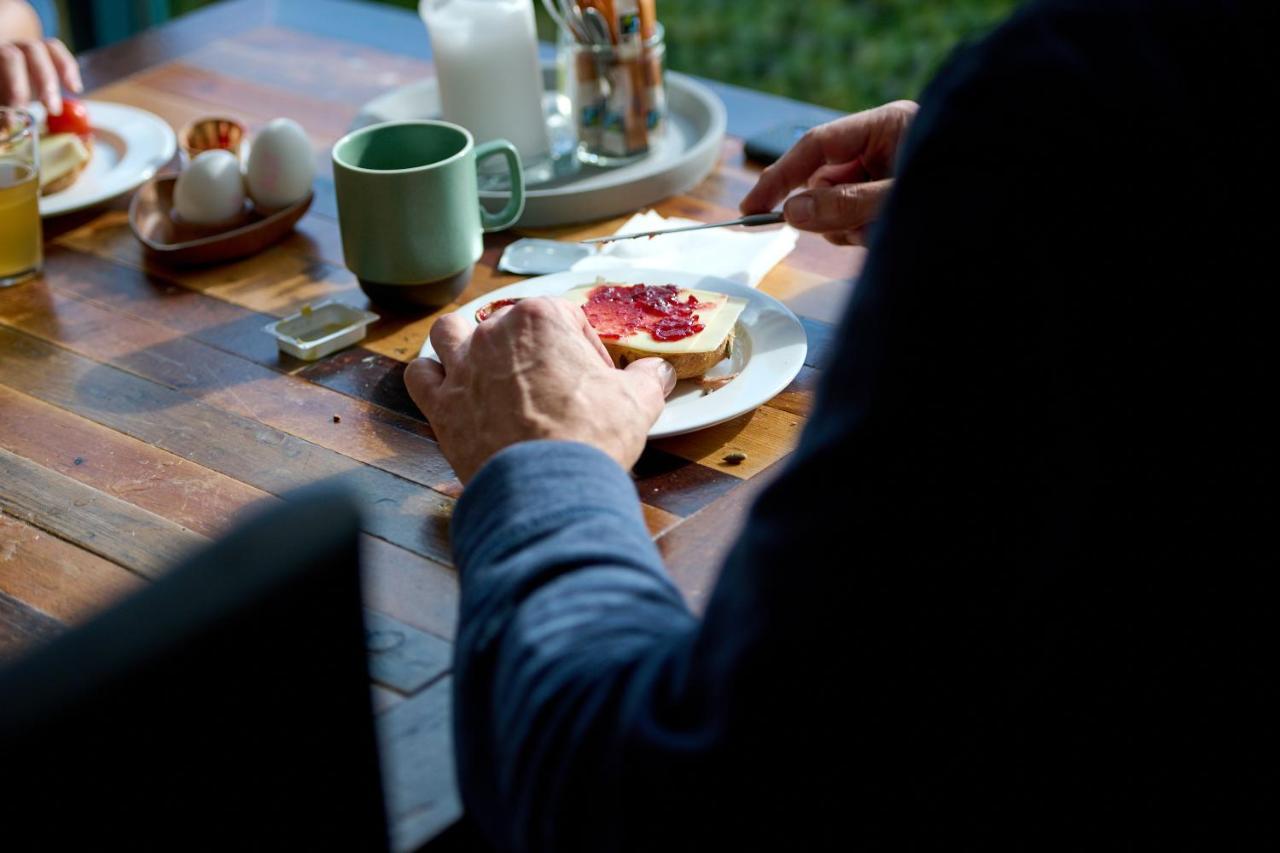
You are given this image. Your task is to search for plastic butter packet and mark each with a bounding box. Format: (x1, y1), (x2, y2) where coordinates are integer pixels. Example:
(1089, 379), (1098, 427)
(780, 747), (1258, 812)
(498, 238), (593, 275)
(264, 301), (379, 361)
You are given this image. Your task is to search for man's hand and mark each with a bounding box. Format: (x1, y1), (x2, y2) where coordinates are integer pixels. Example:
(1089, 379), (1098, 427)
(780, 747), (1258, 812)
(405, 298), (677, 484)
(741, 100), (918, 246)
(0, 37), (81, 114)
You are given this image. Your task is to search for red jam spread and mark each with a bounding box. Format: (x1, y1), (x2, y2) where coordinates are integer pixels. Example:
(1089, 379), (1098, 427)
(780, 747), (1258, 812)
(474, 298), (522, 323)
(582, 284), (710, 342)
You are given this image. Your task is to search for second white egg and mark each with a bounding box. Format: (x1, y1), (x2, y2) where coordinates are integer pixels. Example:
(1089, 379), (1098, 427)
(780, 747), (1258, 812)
(245, 118), (315, 211)
(173, 149), (246, 226)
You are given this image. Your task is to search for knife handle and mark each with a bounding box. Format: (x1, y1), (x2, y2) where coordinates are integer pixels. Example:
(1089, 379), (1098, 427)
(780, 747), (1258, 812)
(740, 212), (786, 227)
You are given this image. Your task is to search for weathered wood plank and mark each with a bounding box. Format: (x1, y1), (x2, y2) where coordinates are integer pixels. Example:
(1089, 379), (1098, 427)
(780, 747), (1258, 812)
(0, 512), (144, 624)
(769, 364), (822, 418)
(0, 590), (64, 661)
(55, 209), (362, 317)
(0, 448), (208, 579)
(0, 383), (272, 539)
(189, 24), (435, 106)
(640, 503), (683, 538)
(0, 273), (458, 491)
(363, 609), (452, 694)
(0, 507), (452, 696)
(632, 448), (745, 517)
(371, 684), (406, 714)
(295, 349), (425, 426)
(655, 405), (806, 480)
(359, 536), (459, 642)
(377, 676), (461, 853)
(37, 247), (422, 432)
(40, 245), (299, 366)
(657, 458), (789, 612)
(0, 381), (458, 638)
(0, 325), (455, 563)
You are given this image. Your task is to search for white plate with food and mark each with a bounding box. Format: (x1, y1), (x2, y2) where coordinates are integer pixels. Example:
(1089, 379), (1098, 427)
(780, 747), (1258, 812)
(418, 269), (808, 438)
(31, 99), (176, 217)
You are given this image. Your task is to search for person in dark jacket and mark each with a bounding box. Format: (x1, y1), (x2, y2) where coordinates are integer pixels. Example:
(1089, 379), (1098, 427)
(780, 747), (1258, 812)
(405, 1), (1276, 849)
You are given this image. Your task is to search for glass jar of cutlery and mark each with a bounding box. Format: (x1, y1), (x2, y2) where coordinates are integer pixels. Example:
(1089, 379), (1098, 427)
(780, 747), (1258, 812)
(558, 16), (666, 166)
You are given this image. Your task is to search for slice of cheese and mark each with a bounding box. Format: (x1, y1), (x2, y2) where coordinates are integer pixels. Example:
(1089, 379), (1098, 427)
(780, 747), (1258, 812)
(564, 284), (747, 355)
(38, 133), (90, 192)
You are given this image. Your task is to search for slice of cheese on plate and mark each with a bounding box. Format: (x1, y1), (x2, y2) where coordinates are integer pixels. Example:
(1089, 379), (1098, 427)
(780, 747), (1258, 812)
(563, 284), (747, 354)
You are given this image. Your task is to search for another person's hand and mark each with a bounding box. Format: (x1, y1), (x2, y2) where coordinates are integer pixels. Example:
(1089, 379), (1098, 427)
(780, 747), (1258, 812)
(404, 298), (677, 484)
(740, 100), (918, 246)
(0, 37), (81, 114)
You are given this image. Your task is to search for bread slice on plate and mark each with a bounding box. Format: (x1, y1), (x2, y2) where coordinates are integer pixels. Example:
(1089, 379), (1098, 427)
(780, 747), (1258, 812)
(562, 282), (748, 379)
(38, 133), (93, 196)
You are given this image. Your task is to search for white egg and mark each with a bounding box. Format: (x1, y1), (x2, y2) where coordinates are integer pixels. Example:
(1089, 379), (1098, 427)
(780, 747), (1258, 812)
(245, 118), (315, 211)
(173, 149), (246, 226)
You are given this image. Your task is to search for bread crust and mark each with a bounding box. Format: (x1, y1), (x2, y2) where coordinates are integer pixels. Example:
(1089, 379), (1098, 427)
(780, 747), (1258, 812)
(604, 331), (733, 380)
(40, 135), (93, 196)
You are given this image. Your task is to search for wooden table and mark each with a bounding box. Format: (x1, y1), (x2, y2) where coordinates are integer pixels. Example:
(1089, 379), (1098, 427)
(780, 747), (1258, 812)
(0, 1), (858, 848)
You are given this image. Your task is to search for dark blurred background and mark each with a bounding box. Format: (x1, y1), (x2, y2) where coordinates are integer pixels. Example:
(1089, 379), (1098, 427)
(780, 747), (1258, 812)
(54, 0), (1020, 112)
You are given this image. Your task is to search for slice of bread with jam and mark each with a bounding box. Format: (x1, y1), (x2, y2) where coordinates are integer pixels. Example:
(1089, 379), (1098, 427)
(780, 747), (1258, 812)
(475, 283), (747, 380)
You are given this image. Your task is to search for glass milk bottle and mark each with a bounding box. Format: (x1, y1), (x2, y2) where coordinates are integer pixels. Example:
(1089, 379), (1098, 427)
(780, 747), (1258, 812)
(419, 0), (551, 184)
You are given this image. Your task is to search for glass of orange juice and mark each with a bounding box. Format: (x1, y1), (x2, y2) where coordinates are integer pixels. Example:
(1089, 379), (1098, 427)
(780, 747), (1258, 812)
(1, 108), (42, 288)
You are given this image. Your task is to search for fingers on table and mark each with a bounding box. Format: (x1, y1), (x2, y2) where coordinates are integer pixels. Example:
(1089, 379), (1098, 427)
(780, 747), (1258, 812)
(16, 40), (60, 114)
(0, 44), (29, 106)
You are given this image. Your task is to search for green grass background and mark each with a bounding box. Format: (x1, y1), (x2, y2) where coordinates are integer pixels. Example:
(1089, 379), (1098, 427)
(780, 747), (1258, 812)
(618, 0), (1021, 112)
(167, 0), (1022, 113)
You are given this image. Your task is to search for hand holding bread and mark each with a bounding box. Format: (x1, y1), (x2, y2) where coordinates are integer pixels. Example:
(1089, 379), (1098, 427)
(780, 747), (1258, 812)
(405, 297), (677, 483)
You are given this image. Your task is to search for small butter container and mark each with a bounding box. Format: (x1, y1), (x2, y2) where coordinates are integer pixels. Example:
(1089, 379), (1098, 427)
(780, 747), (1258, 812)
(264, 301), (379, 361)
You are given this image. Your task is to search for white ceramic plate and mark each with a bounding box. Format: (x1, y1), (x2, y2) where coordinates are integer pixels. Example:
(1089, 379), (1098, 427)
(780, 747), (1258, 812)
(419, 270), (808, 438)
(35, 101), (177, 217)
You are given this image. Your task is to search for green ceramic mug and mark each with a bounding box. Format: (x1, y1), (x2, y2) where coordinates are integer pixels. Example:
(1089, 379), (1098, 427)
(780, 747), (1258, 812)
(331, 120), (524, 307)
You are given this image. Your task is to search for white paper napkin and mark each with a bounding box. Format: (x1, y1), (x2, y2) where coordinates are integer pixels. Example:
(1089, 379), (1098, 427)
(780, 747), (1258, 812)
(569, 211), (798, 288)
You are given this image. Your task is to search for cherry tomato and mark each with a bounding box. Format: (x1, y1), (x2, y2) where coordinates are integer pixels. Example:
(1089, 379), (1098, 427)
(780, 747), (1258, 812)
(47, 98), (92, 138)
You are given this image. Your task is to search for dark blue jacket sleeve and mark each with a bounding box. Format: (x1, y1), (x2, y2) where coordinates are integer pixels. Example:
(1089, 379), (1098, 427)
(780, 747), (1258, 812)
(451, 441), (701, 852)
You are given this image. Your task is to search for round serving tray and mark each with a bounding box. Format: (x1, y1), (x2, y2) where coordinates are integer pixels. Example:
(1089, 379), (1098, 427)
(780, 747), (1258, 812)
(350, 66), (726, 228)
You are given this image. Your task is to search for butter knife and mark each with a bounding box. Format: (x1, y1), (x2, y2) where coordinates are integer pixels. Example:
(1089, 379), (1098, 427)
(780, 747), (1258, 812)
(579, 212), (786, 245)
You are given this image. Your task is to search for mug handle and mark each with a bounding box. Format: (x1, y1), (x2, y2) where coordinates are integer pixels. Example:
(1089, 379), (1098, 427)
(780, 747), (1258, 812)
(474, 139), (525, 232)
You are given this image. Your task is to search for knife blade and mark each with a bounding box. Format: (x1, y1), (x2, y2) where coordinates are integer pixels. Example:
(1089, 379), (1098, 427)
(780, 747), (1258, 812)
(579, 212), (786, 245)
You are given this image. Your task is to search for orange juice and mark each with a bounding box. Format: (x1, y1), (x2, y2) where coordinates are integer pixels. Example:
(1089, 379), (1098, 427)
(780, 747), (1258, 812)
(1, 160), (41, 286)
